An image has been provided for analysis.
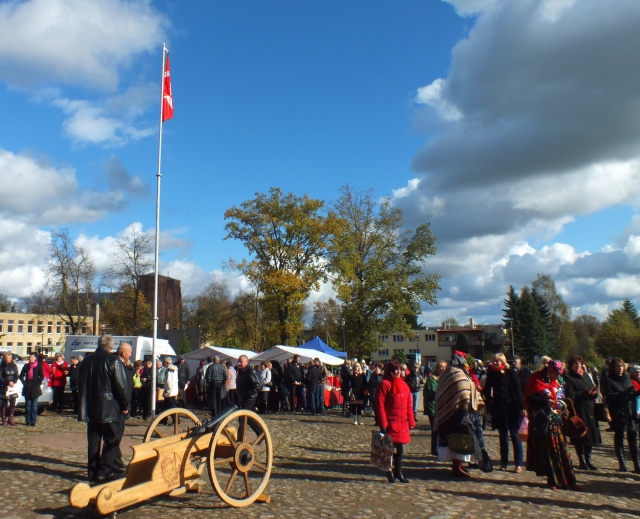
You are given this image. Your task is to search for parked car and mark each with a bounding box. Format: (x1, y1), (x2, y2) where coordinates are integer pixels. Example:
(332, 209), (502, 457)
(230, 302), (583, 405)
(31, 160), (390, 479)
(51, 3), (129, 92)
(13, 360), (53, 414)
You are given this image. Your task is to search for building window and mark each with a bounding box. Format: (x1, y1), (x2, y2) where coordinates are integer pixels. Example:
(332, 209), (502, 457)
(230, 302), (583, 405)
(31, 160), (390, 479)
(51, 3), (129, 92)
(56, 322), (62, 334)
(378, 349), (389, 356)
(47, 322), (53, 334)
(18, 320), (23, 334)
(65, 324), (71, 334)
(27, 321), (33, 334)
(26, 342), (33, 354)
(37, 321), (44, 334)
(392, 335), (404, 342)
(17, 342), (23, 355)
(7, 320), (14, 333)
(408, 348), (420, 354)
(425, 334), (436, 341)
(0, 320), (3, 333)
(378, 335), (388, 341)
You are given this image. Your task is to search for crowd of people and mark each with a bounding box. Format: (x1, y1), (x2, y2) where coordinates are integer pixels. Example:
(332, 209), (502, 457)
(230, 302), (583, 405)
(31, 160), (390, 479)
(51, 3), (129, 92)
(3, 337), (640, 493)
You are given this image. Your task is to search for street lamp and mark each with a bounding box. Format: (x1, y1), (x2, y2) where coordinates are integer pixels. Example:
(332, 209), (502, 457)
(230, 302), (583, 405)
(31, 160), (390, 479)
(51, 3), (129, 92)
(510, 323), (515, 358)
(341, 318), (346, 352)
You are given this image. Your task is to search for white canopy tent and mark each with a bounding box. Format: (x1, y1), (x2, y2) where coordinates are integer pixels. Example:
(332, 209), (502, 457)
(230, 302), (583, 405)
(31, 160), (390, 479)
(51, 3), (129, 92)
(252, 345), (345, 366)
(182, 346), (257, 374)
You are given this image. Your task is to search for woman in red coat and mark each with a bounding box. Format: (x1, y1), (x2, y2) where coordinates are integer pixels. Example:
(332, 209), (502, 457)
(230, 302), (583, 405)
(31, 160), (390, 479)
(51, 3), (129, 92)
(50, 353), (69, 413)
(375, 359), (416, 483)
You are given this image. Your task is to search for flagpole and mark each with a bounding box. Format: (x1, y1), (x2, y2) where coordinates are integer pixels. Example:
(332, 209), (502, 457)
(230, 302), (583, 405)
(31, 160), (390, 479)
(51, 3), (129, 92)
(151, 43), (167, 419)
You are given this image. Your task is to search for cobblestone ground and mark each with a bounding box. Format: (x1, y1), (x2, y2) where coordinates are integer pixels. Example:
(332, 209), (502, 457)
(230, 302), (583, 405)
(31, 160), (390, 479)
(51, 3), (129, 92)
(1, 407), (639, 519)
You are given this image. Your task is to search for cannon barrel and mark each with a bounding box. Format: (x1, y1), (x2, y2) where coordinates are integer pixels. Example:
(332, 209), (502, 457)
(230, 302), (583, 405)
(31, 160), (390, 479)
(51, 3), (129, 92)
(184, 404), (239, 438)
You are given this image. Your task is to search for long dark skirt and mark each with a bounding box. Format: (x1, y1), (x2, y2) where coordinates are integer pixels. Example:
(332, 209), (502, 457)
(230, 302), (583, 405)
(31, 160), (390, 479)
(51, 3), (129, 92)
(527, 423), (577, 487)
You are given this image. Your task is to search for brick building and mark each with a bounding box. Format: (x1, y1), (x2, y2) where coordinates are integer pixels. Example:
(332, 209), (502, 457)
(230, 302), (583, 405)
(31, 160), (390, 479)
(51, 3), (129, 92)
(139, 274), (182, 331)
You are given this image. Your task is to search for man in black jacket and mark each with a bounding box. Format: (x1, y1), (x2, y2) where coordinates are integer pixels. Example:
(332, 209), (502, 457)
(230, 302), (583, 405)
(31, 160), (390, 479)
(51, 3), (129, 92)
(509, 356), (532, 394)
(305, 359), (324, 415)
(236, 355), (262, 438)
(69, 356), (81, 414)
(78, 335), (130, 483)
(286, 355), (305, 412)
(205, 355), (228, 418)
(177, 357), (190, 406)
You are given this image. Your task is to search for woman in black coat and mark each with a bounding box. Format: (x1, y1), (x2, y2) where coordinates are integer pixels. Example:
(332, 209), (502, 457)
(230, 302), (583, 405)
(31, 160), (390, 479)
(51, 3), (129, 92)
(0, 352), (20, 426)
(349, 364), (367, 425)
(483, 353), (524, 472)
(19, 353), (44, 426)
(602, 357), (640, 472)
(564, 355), (601, 470)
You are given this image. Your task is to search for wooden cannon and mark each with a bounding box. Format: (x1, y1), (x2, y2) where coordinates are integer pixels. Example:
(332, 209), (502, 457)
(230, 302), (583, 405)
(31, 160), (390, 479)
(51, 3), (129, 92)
(69, 406), (273, 516)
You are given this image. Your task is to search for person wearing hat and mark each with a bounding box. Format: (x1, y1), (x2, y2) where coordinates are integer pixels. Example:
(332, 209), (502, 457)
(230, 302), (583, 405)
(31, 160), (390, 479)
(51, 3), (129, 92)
(509, 355), (532, 394)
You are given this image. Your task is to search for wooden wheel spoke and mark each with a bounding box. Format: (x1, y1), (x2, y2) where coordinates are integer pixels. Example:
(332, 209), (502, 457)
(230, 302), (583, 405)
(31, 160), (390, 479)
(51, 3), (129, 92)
(243, 471), (251, 496)
(252, 432), (265, 447)
(213, 456), (234, 466)
(242, 416), (248, 443)
(154, 428), (165, 438)
(224, 469), (239, 494)
(252, 461), (268, 472)
(221, 427), (238, 448)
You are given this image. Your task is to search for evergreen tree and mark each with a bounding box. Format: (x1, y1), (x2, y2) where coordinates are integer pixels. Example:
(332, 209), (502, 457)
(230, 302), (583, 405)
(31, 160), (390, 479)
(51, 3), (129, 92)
(532, 288), (555, 357)
(518, 287), (549, 362)
(177, 334), (191, 355)
(502, 285), (520, 355)
(622, 299), (640, 327)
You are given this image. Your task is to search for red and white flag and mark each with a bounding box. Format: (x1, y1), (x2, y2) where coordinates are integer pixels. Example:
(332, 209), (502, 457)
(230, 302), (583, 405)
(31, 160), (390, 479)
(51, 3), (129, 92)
(162, 52), (174, 122)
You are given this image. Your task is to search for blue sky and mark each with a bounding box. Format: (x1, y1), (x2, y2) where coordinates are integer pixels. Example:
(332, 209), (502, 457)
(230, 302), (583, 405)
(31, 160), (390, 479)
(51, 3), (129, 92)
(2, 0), (640, 327)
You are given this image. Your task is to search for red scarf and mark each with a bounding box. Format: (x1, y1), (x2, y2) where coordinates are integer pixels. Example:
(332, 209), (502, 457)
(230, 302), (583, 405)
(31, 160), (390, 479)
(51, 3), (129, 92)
(28, 359), (38, 380)
(632, 379), (640, 391)
(384, 374), (405, 394)
(523, 370), (558, 410)
(490, 362), (506, 373)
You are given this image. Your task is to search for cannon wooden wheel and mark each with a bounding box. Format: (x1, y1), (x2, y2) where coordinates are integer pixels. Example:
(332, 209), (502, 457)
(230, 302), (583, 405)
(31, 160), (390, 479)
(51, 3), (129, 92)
(207, 409), (273, 508)
(144, 408), (201, 442)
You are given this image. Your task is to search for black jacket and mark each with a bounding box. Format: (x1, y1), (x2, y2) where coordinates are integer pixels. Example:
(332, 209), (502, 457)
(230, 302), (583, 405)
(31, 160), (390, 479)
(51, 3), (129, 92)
(349, 373), (367, 400)
(305, 365), (323, 388)
(19, 362), (44, 400)
(236, 365), (261, 403)
(77, 348), (130, 424)
(205, 362), (228, 385)
(285, 362), (303, 385)
(564, 370), (601, 446)
(177, 361), (191, 387)
(368, 372), (383, 398)
(406, 372), (425, 393)
(483, 366), (524, 427)
(602, 373), (639, 431)
(0, 361), (19, 389)
(513, 366), (532, 394)
(69, 362), (81, 389)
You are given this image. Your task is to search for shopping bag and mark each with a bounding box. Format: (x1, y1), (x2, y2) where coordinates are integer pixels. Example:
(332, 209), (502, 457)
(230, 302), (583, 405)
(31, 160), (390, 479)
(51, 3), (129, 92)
(517, 415), (529, 442)
(370, 431), (393, 471)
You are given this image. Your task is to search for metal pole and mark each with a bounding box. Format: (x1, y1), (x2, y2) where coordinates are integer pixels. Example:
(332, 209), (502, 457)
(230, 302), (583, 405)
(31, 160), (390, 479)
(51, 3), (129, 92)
(151, 43), (167, 420)
(341, 318), (345, 352)
(511, 323), (515, 358)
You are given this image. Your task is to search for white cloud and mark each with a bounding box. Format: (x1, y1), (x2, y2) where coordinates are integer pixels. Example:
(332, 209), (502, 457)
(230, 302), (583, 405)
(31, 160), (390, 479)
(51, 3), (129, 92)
(0, 0), (168, 90)
(415, 79), (462, 122)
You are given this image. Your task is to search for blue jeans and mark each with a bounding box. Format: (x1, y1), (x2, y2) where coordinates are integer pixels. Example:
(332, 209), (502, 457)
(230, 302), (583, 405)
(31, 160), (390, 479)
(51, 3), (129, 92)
(25, 398), (38, 425)
(411, 392), (419, 416)
(309, 386), (323, 414)
(498, 424), (524, 467)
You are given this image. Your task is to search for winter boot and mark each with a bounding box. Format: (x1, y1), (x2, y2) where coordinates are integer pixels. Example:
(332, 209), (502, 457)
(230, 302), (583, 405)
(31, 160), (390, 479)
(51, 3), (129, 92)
(393, 453), (409, 483)
(584, 445), (598, 471)
(1, 407), (5, 426)
(575, 444), (588, 470)
(615, 433), (628, 472)
(386, 471), (396, 483)
(7, 408), (16, 426)
(452, 459), (471, 478)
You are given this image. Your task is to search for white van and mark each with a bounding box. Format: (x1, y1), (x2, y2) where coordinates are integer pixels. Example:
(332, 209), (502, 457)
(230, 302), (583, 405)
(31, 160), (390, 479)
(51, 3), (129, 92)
(64, 336), (176, 363)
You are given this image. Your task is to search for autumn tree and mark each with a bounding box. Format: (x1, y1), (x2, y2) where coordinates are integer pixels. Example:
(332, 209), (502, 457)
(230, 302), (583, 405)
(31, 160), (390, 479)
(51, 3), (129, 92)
(310, 298), (342, 348)
(327, 185), (441, 358)
(100, 288), (152, 335)
(594, 309), (640, 360)
(572, 314), (601, 360)
(103, 227), (154, 335)
(182, 280), (235, 345)
(0, 294), (11, 312)
(231, 290), (270, 351)
(224, 188), (338, 345)
(46, 229), (94, 334)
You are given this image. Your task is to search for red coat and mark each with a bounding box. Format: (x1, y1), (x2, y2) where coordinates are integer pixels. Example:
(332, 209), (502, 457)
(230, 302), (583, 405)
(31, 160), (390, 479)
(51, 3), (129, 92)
(375, 378), (416, 444)
(51, 361), (69, 387)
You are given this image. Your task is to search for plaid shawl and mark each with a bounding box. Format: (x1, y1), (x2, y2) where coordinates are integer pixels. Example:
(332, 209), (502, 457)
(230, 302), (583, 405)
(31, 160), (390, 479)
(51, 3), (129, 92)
(433, 366), (479, 433)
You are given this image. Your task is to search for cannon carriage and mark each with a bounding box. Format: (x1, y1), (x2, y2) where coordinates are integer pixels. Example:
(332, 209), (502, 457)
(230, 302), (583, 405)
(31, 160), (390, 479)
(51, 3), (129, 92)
(69, 405), (273, 517)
